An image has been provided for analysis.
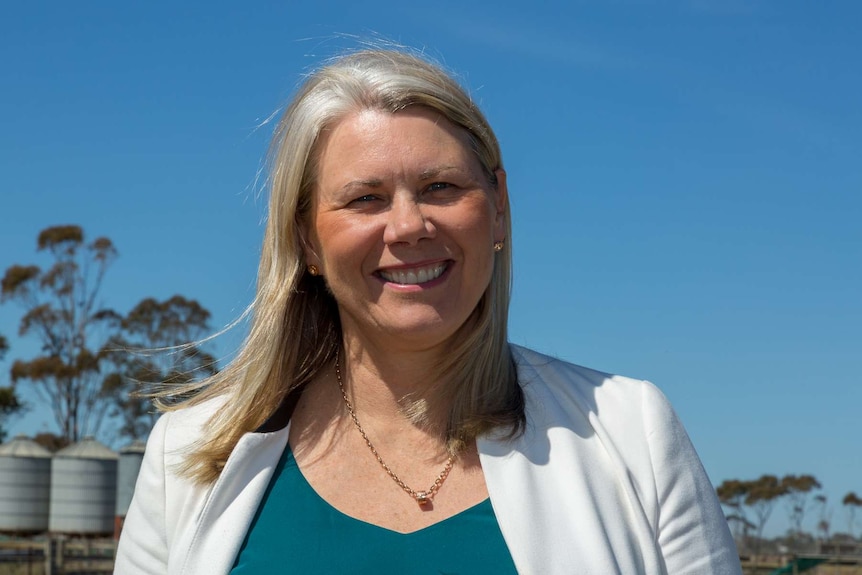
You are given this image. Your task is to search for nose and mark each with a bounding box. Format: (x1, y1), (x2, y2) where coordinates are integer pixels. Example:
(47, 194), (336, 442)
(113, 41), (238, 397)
(383, 193), (435, 246)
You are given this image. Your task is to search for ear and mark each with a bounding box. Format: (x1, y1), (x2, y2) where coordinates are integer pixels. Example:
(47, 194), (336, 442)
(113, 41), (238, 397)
(297, 214), (322, 271)
(492, 168), (508, 243)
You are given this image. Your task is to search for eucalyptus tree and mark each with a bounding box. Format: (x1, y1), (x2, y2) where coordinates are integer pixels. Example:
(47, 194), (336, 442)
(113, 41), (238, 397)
(101, 295), (218, 441)
(782, 474), (822, 545)
(1, 226), (119, 442)
(843, 492), (862, 537)
(745, 475), (788, 553)
(813, 494), (831, 541)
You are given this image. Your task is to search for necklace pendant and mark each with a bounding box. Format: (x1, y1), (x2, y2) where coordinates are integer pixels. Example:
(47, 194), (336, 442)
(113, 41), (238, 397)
(416, 491), (431, 505)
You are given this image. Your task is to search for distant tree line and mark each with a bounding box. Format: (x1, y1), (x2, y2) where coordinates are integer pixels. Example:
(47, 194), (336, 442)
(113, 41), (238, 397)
(0, 225), (217, 446)
(717, 474), (862, 554)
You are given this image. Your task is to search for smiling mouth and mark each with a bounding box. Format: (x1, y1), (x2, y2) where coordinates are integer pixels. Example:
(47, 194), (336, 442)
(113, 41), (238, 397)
(377, 262), (449, 285)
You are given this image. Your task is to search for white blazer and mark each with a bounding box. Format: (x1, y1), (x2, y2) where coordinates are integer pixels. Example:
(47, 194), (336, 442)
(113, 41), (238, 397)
(114, 346), (741, 574)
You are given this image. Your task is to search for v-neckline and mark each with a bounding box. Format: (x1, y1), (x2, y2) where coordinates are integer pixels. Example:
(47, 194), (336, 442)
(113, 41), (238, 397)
(284, 445), (492, 535)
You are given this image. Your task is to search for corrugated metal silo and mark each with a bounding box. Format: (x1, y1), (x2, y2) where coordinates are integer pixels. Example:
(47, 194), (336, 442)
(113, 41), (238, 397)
(50, 436), (118, 534)
(0, 435), (52, 532)
(114, 440), (146, 537)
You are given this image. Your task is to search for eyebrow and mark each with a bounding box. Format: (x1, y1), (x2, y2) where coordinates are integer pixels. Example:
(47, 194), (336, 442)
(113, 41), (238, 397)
(419, 166), (473, 182)
(338, 166), (470, 193)
(340, 178), (383, 192)
(418, 166), (462, 181)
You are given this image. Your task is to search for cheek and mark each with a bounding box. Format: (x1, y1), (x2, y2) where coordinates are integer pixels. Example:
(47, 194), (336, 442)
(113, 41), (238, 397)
(457, 201), (498, 240)
(313, 216), (383, 270)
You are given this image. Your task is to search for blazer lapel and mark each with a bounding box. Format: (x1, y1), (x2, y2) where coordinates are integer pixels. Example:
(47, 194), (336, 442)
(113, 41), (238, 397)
(177, 425), (290, 575)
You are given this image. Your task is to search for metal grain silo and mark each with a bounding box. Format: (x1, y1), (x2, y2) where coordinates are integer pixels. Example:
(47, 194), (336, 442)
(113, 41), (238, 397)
(50, 436), (118, 534)
(114, 440), (146, 538)
(0, 435), (52, 533)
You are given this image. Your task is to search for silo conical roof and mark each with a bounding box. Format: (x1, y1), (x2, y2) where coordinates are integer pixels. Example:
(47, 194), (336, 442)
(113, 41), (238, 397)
(119, 440), (147, 454)
(0, 434), (53, 458)
(54, 436), (118, 460)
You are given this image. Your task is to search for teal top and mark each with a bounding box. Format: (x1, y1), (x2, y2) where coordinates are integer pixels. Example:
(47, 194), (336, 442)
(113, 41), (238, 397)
(231, 445), (518, 575)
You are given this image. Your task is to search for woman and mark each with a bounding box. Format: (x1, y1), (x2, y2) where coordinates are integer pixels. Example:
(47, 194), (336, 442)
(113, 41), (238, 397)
(115, 49), (741, 574)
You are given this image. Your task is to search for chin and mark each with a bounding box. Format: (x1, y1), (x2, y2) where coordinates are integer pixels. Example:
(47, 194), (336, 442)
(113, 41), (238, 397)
(379, 319), (464, 350)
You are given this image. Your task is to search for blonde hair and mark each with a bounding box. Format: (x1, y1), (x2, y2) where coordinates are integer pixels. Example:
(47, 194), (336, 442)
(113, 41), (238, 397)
(164, 49), (523, 484)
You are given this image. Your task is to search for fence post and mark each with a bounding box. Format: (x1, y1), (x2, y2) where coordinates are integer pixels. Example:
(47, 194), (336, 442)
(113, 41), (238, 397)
(55, 538), (65, 574)
(44, 539), (52, 575)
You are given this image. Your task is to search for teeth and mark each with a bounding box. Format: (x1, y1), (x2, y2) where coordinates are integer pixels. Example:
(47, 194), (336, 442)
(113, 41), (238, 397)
(380, 263), (447, 285)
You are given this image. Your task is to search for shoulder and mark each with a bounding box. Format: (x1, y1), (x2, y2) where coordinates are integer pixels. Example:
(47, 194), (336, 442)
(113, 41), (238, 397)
(159, 393), (230, 435)
(489, 346), (740, 573)
(510, 343), (672, 428)
(117, 393), (234, 574)
(146, 393), (231, 466)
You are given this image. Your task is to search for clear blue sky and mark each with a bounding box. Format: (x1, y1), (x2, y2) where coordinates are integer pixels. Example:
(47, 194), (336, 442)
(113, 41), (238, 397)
(1, 1), (860, 537)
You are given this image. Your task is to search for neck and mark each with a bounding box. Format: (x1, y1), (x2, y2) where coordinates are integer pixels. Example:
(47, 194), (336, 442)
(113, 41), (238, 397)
(335, 332), (456, 435)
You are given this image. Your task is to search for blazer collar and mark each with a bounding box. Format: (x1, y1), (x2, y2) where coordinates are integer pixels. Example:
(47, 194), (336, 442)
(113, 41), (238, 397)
(177, 424), (291, 575)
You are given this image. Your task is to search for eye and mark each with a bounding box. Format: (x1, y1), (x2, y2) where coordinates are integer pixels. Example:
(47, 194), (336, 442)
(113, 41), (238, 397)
(424, 181), (465, 203)
(351, 194), (379, 204)
(427, 182), (452, 192)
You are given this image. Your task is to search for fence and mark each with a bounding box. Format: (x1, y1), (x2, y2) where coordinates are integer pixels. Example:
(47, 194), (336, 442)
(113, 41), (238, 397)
(0, 539), (115, 575)
(740, 553), (862, 575)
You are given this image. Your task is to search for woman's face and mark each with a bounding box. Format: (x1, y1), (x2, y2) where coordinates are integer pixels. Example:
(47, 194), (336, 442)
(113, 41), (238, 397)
(304, 107), (506, 353)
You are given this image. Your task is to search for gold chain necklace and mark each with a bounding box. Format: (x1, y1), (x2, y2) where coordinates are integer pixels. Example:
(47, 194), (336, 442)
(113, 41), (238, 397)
(335, 353), (456, 506)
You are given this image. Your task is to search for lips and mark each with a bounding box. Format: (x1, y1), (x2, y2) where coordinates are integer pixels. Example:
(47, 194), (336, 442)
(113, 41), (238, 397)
(377, 262), (449, 285)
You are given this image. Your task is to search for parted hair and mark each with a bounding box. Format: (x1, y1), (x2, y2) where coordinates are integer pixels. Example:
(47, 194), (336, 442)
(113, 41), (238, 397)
(161, 48), (524, 484)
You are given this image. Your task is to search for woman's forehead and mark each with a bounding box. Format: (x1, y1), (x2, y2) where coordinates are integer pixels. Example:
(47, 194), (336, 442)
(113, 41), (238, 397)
(315, 108), (479, 180)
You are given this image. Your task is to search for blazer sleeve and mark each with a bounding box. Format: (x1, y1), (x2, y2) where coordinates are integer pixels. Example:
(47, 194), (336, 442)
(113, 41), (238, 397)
(641, 383), (742, 574)
(114, 412), (171, 575)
